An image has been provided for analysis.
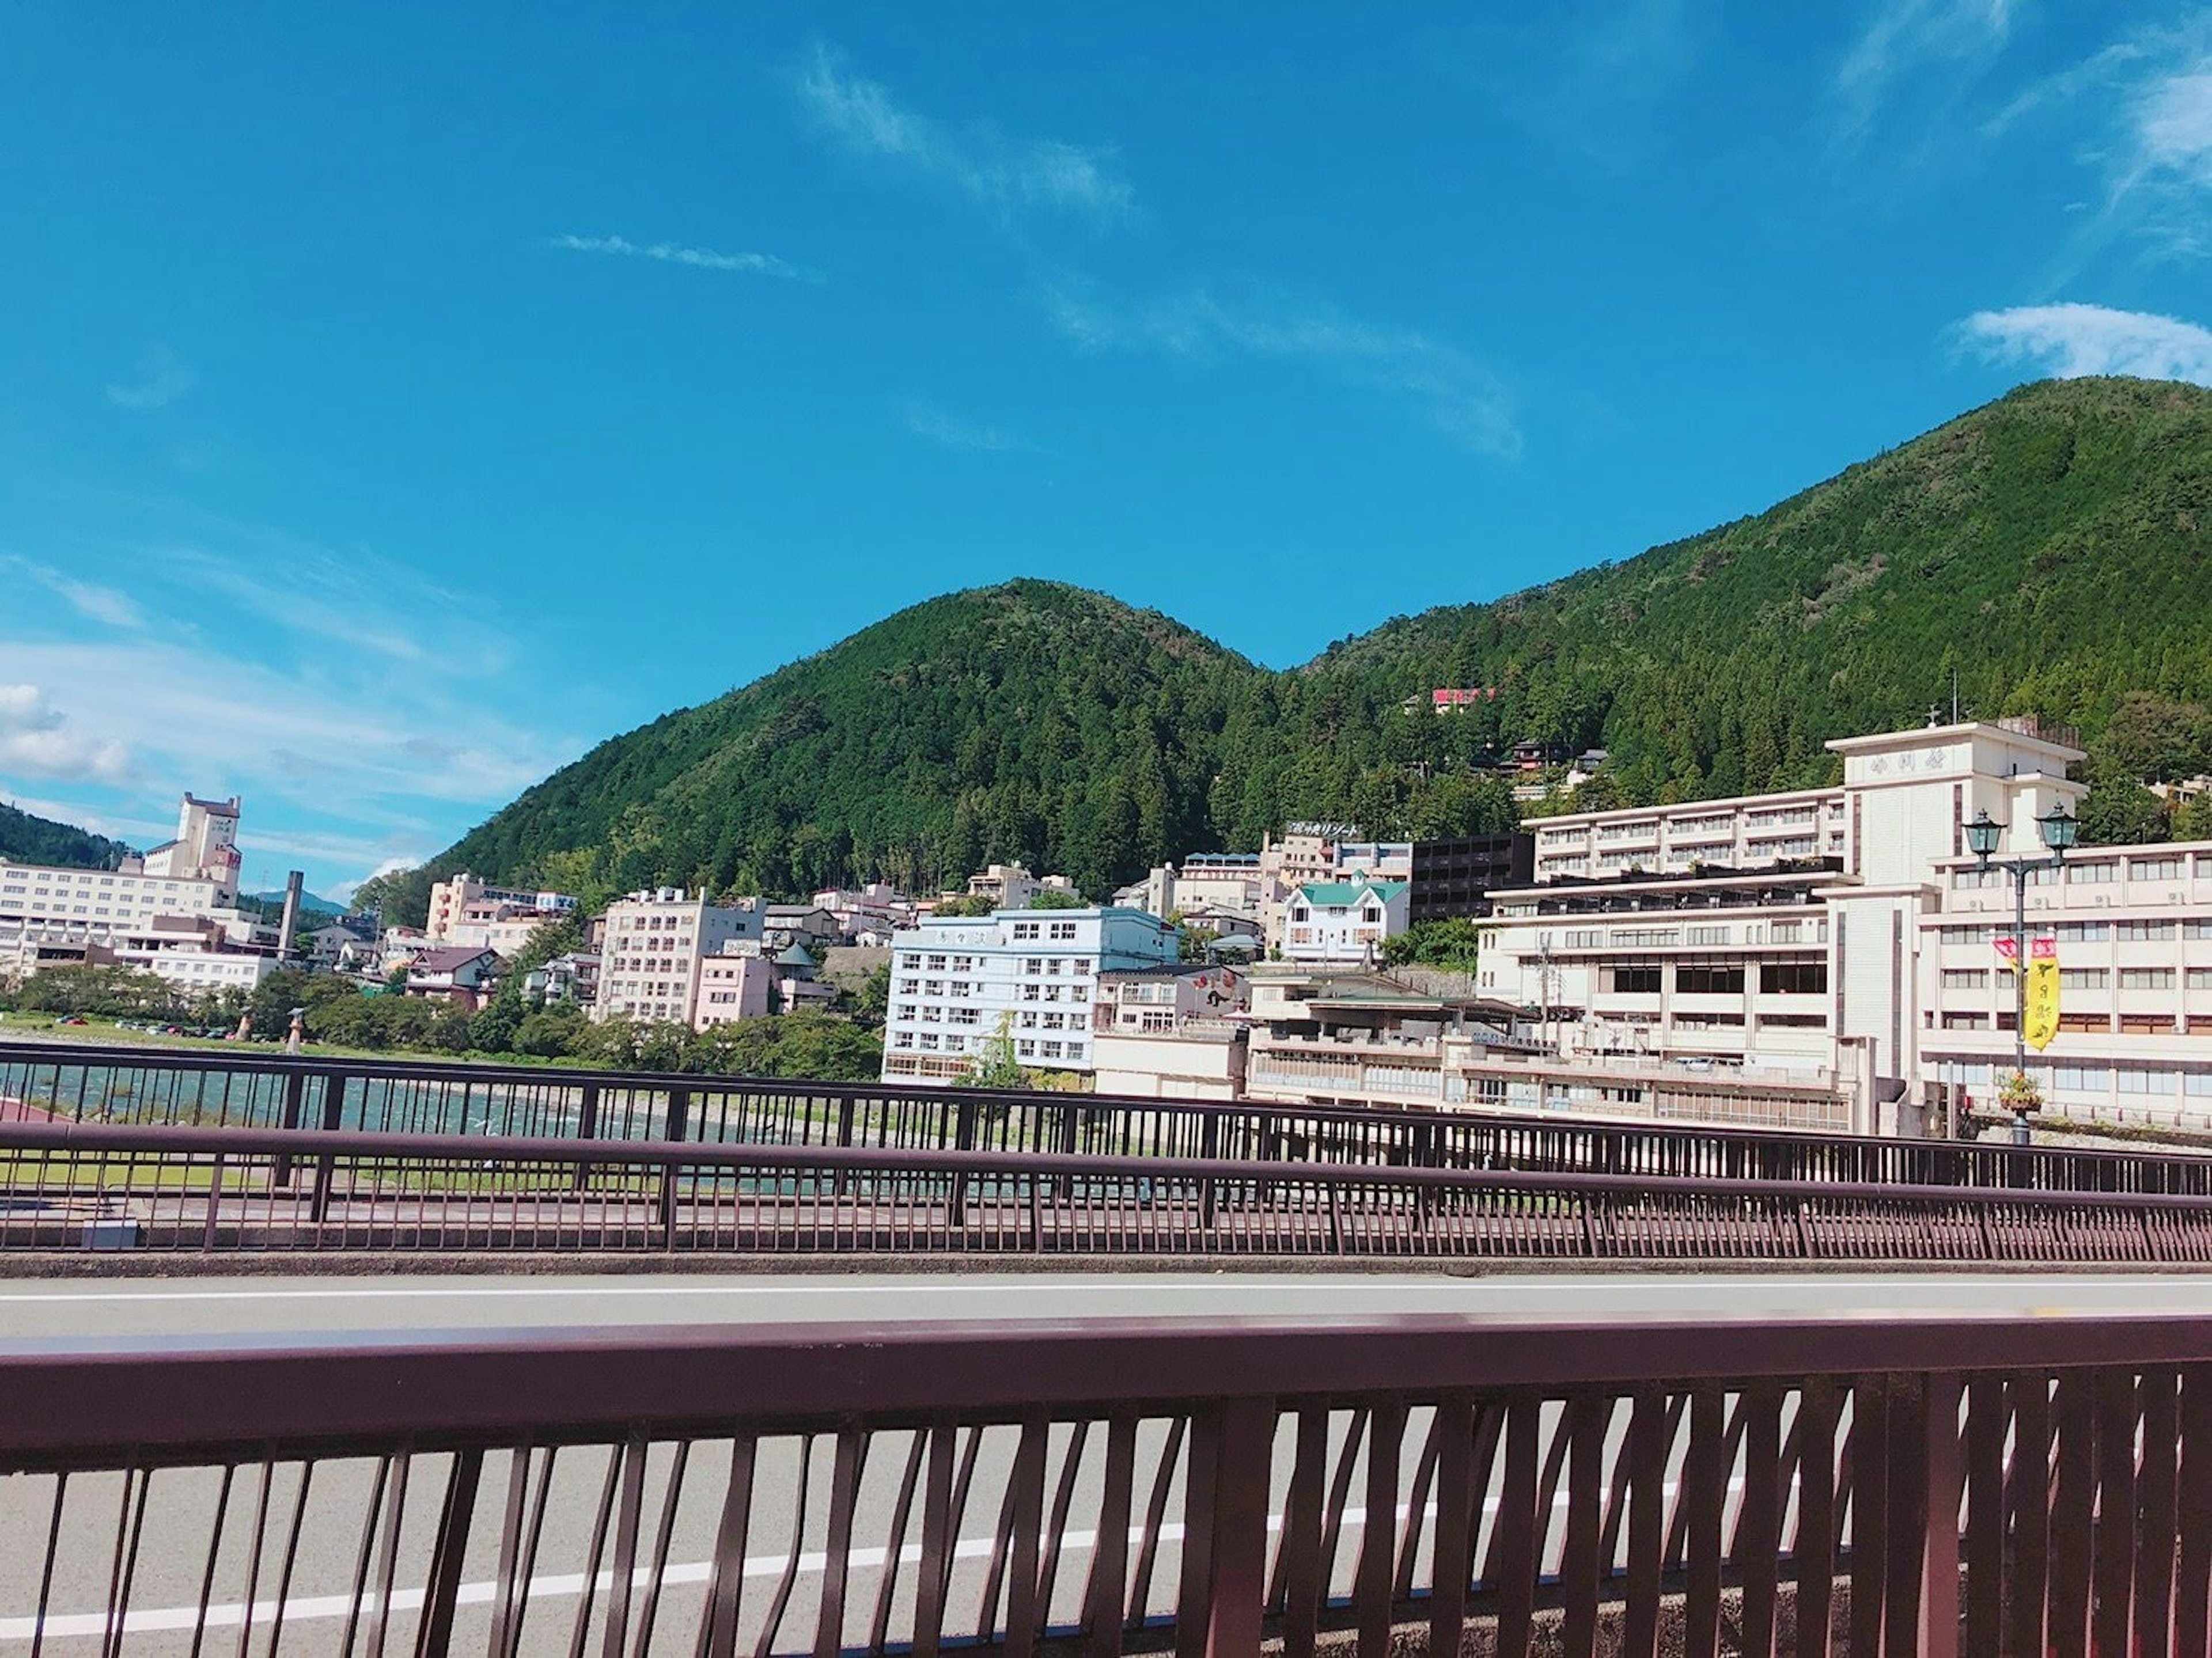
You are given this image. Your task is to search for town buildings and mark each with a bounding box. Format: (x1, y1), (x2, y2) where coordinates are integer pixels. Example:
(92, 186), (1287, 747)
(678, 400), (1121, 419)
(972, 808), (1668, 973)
(404, 946), (500, 1007)
(593, 889), (762, 1025)
(880, 906), (1179, 1084)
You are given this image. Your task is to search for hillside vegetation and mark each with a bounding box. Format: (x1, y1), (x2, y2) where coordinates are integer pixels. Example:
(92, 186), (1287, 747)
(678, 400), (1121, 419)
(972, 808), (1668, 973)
(367, 377), (2211, 923)
(0, 801), (135, 870)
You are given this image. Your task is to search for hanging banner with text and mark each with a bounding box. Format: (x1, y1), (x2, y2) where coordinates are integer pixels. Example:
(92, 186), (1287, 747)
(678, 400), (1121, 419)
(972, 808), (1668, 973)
(2024, 935), (2061, 1052)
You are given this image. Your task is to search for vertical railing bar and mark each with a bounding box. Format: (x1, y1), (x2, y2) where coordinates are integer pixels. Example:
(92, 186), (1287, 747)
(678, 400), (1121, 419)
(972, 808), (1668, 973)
(628, 1440), (693, 1658)
(698, 1436), (758, 1658)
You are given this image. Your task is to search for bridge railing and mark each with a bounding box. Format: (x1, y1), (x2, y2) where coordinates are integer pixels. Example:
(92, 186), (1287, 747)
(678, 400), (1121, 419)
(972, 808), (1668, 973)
(6, 1120), (2212, 1265)
(5, 1306), (2210, 1655)
(2, 1038), (2206, 1197)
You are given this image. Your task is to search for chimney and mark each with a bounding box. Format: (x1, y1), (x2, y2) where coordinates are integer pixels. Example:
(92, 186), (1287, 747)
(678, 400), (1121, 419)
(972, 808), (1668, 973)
(278, 870), (305, 961)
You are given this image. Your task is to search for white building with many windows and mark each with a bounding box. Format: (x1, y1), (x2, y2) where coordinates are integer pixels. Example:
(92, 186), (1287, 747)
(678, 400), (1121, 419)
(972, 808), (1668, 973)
(881, 906), (1179, 1084)
(593, 889), (762, 1025)
(1469, 718), (2212, 1132)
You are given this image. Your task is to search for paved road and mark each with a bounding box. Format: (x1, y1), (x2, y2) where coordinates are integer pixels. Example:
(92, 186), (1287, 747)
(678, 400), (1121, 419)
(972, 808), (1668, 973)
(12, 1266), (2212, 1342)
(7, 1270), (2212, 1654)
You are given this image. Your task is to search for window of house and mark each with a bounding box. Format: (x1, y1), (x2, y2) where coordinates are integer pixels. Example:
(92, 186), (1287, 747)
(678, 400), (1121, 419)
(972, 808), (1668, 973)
(2061, 968), (2110, 990)
(1607, 966), (1662, 995)
(2121, 968), (2176, 991)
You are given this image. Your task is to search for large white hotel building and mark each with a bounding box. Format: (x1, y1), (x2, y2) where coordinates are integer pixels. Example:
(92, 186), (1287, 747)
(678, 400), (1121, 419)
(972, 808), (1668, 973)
(882, 907), (1180, 1084)
(1476, 718), (2212, 1133)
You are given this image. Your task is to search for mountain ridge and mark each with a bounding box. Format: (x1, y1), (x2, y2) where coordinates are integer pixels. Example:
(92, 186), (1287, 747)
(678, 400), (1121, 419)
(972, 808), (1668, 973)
(363, 376), (2212, 924)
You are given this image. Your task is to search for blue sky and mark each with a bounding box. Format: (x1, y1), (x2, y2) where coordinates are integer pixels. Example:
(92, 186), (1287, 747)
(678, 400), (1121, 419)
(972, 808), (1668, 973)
(3, 3), (2209, 897)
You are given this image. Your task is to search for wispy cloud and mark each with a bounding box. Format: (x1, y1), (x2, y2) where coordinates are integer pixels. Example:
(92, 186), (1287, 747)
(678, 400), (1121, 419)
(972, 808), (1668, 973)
(792, 44), (1134, 227)
(903, 403), (1029, 453)
(104, 346), (195, 412)
(1959, 302), (2212, 385)
(548, 233), (820, 283)
(1983, 20), (2212, 266)
(1832, 0), (2014, 145)
(1043, 280), (1520, 458)
(0, 684), (132, 785)
(0, 555), (147, 630)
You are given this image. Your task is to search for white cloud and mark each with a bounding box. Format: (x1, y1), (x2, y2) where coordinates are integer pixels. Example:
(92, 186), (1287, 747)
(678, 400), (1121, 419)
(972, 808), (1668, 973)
(1959, 302), (2212, 385)
(1984, 22), (2212, 264)
(0, 555), (147, 629)
(104, 346), (195, 412)
(548, 234), (820, 283)
(1833, 0), (2013, 143)
(793, 45), (1134, 227)
(1043, 280), (1520, 458)
(0, 684), (132, 784)
(904, 403), (1028, 453)
(0, 639), (559, 813)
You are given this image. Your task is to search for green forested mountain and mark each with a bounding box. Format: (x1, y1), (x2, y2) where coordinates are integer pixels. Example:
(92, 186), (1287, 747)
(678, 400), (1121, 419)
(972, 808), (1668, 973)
(370, 377), (2210, 923)
(0, 801), (136, 870)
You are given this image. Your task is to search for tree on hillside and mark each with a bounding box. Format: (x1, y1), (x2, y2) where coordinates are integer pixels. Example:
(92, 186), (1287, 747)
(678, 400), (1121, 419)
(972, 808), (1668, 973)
(2077, 759), (2172, 846)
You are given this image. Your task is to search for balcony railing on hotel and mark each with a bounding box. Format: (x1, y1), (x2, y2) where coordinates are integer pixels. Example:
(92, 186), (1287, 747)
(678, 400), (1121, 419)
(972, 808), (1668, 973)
(6, 1299), (2212, 1655)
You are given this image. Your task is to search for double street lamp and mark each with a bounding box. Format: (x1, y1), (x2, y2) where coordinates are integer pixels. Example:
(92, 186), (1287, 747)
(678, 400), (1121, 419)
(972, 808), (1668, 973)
(1964, 802), (2080, 1144)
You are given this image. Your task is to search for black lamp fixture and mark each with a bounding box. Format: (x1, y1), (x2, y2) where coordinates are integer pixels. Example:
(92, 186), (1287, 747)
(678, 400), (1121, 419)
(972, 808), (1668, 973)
(1965, 809), (2002, 861)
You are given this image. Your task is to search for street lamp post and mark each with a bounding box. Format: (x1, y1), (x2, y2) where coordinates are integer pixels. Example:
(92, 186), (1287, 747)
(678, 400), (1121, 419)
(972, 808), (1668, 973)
(1964, 802), (2080, 1145)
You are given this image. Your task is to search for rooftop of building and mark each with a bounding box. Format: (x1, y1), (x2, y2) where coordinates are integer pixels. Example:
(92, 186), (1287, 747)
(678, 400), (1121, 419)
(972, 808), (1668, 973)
(1296, 878), (1410, 905)
(409, 945), (497, 972)
(1824, 716), (2084, 764)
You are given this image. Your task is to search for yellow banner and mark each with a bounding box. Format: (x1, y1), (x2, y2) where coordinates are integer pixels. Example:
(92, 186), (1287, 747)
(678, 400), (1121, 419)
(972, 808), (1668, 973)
(2024, 936), (2060, 1052)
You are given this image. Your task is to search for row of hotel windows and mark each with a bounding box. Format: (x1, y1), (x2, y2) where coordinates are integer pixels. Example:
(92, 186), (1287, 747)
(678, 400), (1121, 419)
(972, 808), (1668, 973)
(1938, 920), (2212, 943)
(892, 1004), (1088, 1029)
(1561, 921), (1824, 949)
(901, 957), (1098, 977)
(1941, 966), (2212, 991)
(1953, 855), (2205, 889)
(894, 1031), (1089, 1059)
(1938, 1060), (2212, 1097)
(896, 980), (1092, 1002)
(1006, 921), (1082, 942)
(1602, 962), (1830, 995)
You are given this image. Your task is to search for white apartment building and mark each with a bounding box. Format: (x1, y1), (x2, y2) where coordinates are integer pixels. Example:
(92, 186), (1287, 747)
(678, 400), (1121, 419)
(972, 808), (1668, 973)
(1469, 718), (2212, 1132)
(881, 906), (1179, 1084)
(594, 889), (762, 1025)
(1282, 878), (1411, 965)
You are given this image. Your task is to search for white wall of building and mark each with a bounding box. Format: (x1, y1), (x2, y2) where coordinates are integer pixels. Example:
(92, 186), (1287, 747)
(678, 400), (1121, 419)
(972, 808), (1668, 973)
(881, 907), (1178, 1084)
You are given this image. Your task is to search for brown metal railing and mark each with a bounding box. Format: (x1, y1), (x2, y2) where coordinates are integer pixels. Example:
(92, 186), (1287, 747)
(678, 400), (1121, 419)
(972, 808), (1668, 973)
(6, 1120), (2212, 1265)
(5, 1306), (2212, 1653)
(3, 1038), (2208, 1198)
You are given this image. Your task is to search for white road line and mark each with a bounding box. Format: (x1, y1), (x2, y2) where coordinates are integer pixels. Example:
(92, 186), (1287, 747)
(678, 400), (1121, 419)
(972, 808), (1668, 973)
(0, 1273), (2071, 1308)
(2, 1478), (1751, 1645)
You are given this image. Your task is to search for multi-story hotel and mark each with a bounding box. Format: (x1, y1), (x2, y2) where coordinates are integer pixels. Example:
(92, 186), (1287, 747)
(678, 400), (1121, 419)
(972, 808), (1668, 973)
(593, 889), (762, 1025)
(1476, 717), (2212, 1132)
(0, 792), (274, 987)
(881, 906), (1179, 1083)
